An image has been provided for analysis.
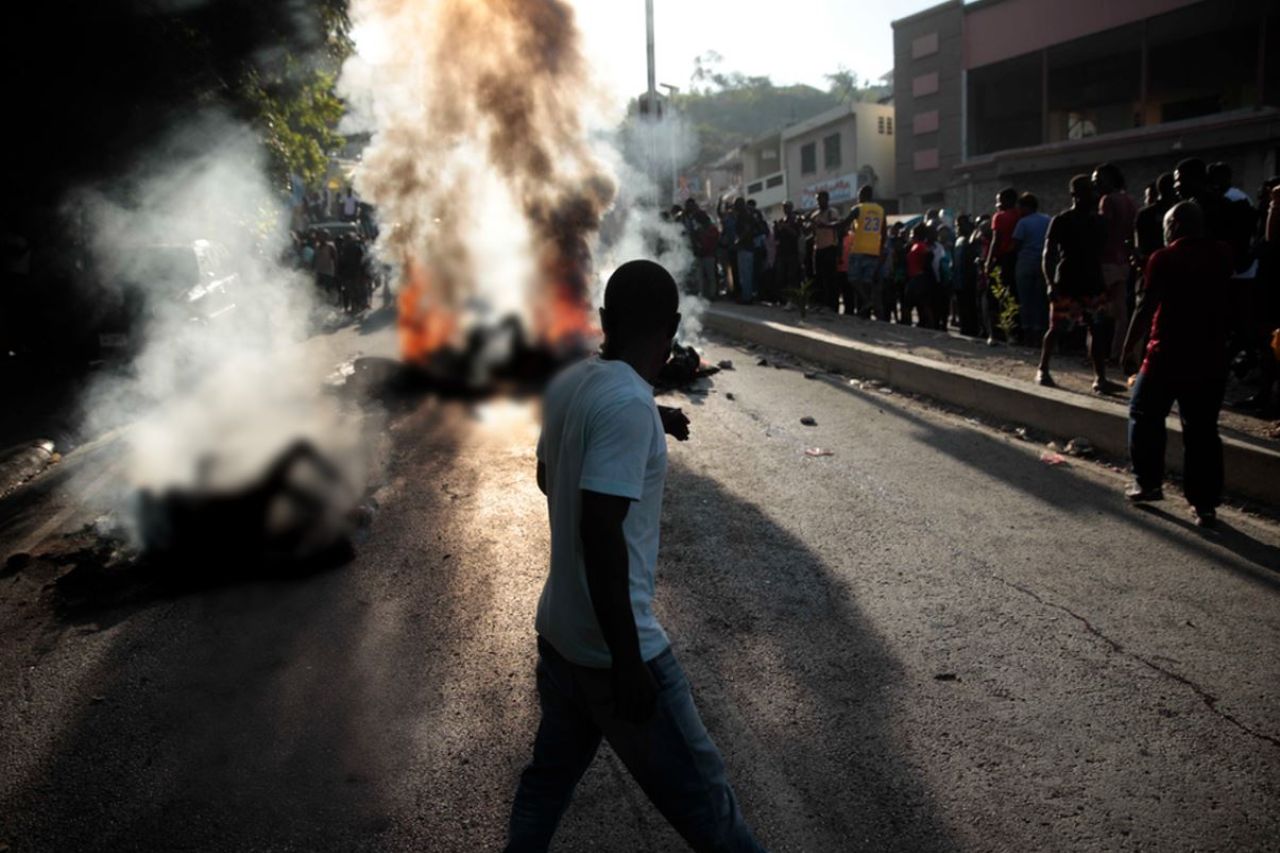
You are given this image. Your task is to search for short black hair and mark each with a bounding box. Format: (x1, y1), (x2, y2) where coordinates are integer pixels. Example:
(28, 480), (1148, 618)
(1176, 158), (1207, 182)
(1017, 192), (1039, 212)
(1095, 162), (1125, 189)
(997, 187), (1018, 205)
(1069, 174), (1093, 197)
(858, 185), (873, 201)
(1156, 172), (1175, 197)
(1208, 161), (1232, 184)
(603, 260), (679, 343)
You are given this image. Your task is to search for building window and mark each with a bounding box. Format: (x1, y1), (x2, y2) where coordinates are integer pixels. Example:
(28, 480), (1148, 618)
(747, 181), (763, 194)
(913, 148), (939, 171)
(800, 142), (816, 175)
(877, 116), (885, 134)
(913, 111), (938, 134)
(912, 32), (939, 60)
(912, 72), (939, 98)
(765, 174), (784, 188)
(887, 116), (894, 135)
(823, 133), (841, 169)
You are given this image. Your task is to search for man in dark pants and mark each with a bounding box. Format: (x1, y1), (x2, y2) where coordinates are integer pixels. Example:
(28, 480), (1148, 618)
(1121, 202), (1232, 529)
(506, 260), (763, 852)
(809, 190), (842, 312)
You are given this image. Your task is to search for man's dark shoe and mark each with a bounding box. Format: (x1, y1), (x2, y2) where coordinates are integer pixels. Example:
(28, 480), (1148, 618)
(1125, 483), (1164, 503)
(1190, 506), (1218, 529)
(1093, 378), (1123, 395)
(1035, 369), (1055, 388)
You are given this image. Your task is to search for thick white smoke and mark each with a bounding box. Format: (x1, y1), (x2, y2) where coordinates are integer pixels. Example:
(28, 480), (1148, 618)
(73, 114), (360, 506)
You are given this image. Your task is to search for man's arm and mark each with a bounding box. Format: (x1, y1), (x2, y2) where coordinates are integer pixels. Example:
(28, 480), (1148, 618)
(580, 490), (656, 723)
(1121, 254), (1161, 376)
(1041, 217), (1060, 292)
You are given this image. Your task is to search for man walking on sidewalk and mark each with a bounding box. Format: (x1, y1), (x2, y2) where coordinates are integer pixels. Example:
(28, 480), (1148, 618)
(1121, 202), (1232, 529)
(1037, 175), (1116, 392)
(506, 260), (764, 852)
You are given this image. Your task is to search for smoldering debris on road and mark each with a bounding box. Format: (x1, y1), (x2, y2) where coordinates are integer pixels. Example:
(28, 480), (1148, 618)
(656, 343), (720, 393)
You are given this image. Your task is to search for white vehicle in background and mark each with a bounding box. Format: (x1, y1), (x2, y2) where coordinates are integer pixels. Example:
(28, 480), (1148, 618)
(95, 239), (239, 356)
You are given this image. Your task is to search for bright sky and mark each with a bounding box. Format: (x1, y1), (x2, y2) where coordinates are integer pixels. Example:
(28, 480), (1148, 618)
(572, 0), (946, 103)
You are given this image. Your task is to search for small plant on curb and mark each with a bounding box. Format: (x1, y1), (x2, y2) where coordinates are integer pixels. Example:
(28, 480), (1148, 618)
(987, 265), (1021, 342)
(788, 276), (816, 321)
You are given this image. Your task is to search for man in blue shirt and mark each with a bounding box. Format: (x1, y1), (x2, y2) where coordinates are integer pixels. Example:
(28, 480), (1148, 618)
(506, 260), (764, 852)
(1011, 192), (1051, 346)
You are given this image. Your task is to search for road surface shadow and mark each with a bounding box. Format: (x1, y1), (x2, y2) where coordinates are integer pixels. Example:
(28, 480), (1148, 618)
(635, 462), (962, 851)
(0, 401), (477, 852)
(820, 375), (1280, 592)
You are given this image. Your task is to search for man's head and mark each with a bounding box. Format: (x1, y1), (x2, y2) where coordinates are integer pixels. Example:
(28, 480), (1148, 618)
(684, 197), (700, 213)
(1174, 158), (1207, 200)
(1163, 201), (1205, 245)
(1069, 174), (1095, 208)
(747, 199), (758, 210)
(1017, 192), (1039, 215)
(600, 260), (681, 378)
(783, 201), (794, 217)
(1208, 161), (1232, 194)
(956, 214), (974, 237)
(910, 223), (928, 242)
(1092, 163), (1124, 195)
(924, 208), (940, 223)
(996, 187), (1017, 210)
(733, 197), (747, 214)
(858, 185), (873, 203)
(817, 190), (830, 209)
(1156, 171), (1175, 203)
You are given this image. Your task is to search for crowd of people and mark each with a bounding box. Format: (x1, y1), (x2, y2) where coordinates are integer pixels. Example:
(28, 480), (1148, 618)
(285, 185), (382, 315)
(668, 158), (1280, 527)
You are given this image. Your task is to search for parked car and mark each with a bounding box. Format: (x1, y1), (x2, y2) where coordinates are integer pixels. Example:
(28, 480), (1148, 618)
(94, 239), (239, 357)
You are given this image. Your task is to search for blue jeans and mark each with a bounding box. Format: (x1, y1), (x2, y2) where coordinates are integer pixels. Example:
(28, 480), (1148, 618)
(1015, 260), (1048, 338)
(506, 638), (763, 852)
(1128, 369), (1226, 510)
(736, 250), (755, 303)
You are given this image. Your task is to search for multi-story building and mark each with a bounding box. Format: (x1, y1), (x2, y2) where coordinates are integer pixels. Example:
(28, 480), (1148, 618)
(735, 101), (898, 220)
(893, 0), (1280, 215)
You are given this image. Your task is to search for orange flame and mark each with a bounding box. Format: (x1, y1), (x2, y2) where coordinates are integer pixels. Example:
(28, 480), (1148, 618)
(397, 259), (457, 363)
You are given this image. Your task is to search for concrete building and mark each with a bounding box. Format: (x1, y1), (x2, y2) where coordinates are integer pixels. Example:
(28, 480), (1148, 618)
(737, 101), (898, 220)
(893, 0), (1280, 215)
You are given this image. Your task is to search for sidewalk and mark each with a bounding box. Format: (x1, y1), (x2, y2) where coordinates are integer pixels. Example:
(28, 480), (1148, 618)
(704, 303), (1280, 508)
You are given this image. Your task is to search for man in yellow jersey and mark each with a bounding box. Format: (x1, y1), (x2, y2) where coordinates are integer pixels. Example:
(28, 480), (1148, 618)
(843, 185), (887, 320)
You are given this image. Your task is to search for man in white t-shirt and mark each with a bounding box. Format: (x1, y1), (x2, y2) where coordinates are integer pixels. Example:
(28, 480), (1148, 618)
(506, 260), (763, 852)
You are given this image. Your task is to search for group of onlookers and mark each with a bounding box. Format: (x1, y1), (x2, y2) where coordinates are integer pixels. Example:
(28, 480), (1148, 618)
(288, 229), (376, 314)
(672, 159), (1279, 529)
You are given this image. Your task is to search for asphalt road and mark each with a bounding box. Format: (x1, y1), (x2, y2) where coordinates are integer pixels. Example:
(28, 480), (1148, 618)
(1, 325), (1278, 852)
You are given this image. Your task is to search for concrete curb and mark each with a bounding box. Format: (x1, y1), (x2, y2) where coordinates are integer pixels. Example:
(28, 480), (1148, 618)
(705, 306), (1280, 509)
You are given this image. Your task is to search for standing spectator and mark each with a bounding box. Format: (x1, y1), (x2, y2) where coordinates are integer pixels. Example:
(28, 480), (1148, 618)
(733, 197), (757, 304)
(1209, 162), (1252, 204)
(773, 202), (803, 303)
(886, 222), (909, 324)
(1037, 175), (1115, 392)
(975, 217), (997, 344)
(1093, 163), (1138, 361)
(747, 200), (770, 300)
(952, 215), (981, 336)
(1011, 193), (1051, 346)
(904, 223), (937, 328)
(314, 230), (338, 305)
(985, 188), (1022, 320)
(809, 190), (842, 313)
(337, 235), (368, 313)
(691, 211), (720, 301)
(844, 185), (887, 320)
(1121, 202), (1231, 528)
(716, 197), (738, 299)
(1133, 172), (1176, 269)
(341, 186), (359, 222)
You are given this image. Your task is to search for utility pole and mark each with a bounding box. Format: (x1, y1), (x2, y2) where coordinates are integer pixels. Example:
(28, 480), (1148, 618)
(660, 83), (679, 204)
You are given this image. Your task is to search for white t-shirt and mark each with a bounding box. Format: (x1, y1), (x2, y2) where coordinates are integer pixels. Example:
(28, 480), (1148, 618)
(535, 356), (670, 667)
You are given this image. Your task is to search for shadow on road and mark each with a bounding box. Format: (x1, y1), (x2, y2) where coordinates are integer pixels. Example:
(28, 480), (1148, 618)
(647, 462), (962, 851)
(0, 401), (477, 852)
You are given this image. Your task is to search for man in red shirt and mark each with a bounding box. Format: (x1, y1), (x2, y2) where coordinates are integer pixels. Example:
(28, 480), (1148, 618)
(1121, 202), (1232, 528)
(985, 187), (1021, 320)
(1094, 163), (1138, 361)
